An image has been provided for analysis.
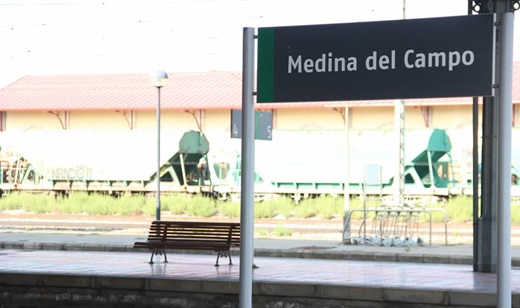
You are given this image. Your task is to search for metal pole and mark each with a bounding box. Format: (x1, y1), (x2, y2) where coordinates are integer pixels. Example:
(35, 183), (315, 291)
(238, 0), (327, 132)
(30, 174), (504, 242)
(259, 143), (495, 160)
(472, 96), (479, 271)
(497, 11), (513, 308)
(394, 99), (405, 206)
(239, 26), (255, 308)
(156, 86), (161, 221)
(342, 104), (351, 243)
(475, 1), (498, 273)
(396, 0), (406, 208)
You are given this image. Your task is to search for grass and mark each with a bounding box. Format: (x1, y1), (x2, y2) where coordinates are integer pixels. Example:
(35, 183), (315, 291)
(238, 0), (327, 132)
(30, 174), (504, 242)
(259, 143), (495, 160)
(295, 198), (318, 219)
(0, 192), (342, 219)
(181, 195), (216, 217)
(427, 196), (473, 223)
(1, 193), (519, 225)
(273, 196), (296, 218)
(313, 195), (344, 219)
(0, 193), (55, 212)
(217, 202), (240, 218)
(255, 228), (269, 236)
(161, 195), (187, 215)
(273, 224), (293, 236)
(513, 206), (520, 224)
(254, 199), (277, 218)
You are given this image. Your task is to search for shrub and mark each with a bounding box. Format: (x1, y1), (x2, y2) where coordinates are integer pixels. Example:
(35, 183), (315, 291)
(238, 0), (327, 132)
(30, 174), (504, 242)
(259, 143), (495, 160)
(0, 193), (41, 211)
(273, 196), (296, 218)
(254, 200), (277, 218)
(54, 198), (78, 214)
(183, 195), (216, 217)
(341, 197), (366, 220)
(217, 202), (240, 217)
(512, 206), (520, 224)
(273, 224), (293, 236)
(431, 196), (472, 223)
(255, 228), (268, 236)
(24, 194), (54, 213)
(161, 195), (187, 215)
(141, 199), (157, 216)
(114, 195), (147, 215)
(0, 196), (20, 210)
(7, 192), (520, 227)
(315, 195), (343, 219)
(296, 198), (319, 218)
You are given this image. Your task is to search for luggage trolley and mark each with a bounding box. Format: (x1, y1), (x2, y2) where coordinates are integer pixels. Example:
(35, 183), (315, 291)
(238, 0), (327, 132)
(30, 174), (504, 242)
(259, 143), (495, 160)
(383, 207), (401, 247)
(391, 205), (424, 247)
(369, 206), (387, 246)
(352, 164), (384, 245)
(405, 205), (425, 247)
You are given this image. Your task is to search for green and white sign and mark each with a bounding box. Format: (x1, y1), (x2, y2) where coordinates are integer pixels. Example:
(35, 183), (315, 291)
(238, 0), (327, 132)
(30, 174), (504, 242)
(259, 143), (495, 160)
(231, 110), (272, 140)
(257, 14), (494, 103)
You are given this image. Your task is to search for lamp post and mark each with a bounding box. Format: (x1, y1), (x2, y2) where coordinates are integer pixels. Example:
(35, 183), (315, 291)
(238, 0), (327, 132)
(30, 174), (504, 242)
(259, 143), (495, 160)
(150, 69), (168, 221)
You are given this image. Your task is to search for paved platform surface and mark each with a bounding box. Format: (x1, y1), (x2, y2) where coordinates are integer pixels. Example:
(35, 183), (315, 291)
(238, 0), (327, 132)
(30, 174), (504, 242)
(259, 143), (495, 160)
(0, 246), (520, 307)
(1, 231), (520, 307)
(2, 230), (520, 265)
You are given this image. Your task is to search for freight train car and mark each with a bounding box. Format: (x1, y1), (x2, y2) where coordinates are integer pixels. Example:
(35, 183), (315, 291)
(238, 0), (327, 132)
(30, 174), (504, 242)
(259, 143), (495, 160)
(0, 128), (496, 201)
(0, 130), (214, 196)
(216, 128), (457, 201)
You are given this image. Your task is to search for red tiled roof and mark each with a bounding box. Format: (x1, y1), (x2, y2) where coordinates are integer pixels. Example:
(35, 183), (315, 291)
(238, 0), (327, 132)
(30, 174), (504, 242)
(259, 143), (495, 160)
(0, 72), (244, 111)
(1, 63), (520, 111)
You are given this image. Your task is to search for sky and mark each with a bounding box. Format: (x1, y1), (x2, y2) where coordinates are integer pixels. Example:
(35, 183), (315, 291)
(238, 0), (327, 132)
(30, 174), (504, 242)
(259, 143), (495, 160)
(0, 0), (513, 87)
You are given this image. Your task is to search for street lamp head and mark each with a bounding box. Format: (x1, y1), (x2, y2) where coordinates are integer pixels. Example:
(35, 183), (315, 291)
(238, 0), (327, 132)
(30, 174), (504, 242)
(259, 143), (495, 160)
(150, 69), (168, 88)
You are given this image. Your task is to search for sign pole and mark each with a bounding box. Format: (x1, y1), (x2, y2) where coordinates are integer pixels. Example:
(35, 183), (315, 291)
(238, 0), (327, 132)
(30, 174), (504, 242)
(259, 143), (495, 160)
(239, 26), (255, 308)
(342, 104), (351, 243)
(497, 11), (513, 308)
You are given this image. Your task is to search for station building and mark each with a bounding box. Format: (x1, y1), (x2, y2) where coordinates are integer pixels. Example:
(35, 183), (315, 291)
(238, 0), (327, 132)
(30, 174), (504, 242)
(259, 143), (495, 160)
(1, 66), (520, 132)
(0, 64), (520, 191)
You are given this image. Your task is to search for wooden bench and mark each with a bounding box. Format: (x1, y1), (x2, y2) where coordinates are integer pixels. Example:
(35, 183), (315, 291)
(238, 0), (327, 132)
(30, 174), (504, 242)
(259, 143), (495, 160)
(133, 220), (240, 266)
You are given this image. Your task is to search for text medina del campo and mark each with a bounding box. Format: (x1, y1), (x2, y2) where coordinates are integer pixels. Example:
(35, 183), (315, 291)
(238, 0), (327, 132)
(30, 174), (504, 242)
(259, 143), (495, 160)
(288, 49), (476, 74)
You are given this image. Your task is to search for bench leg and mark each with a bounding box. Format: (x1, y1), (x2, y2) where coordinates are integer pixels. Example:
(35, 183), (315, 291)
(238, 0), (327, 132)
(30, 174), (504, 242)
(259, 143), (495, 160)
(227, 251), (233, 265)
(163, 249), (168, 263)
(215, 251), (221, 267)
(149, 248), (168, 264)
(215, 250), (232, 267)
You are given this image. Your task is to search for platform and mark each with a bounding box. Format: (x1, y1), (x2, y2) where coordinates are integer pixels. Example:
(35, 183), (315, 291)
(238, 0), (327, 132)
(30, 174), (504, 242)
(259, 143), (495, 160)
(1, 243), (520, 307)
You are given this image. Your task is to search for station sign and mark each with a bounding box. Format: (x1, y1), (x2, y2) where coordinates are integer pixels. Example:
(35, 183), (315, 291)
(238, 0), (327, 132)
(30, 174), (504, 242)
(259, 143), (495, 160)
(257, 14), (494, 103)
(231, 110), (273, 140)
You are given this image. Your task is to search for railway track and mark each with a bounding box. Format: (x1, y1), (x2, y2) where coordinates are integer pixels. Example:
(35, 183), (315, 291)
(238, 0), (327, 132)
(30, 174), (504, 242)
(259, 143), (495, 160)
(0, 212), (473, 244)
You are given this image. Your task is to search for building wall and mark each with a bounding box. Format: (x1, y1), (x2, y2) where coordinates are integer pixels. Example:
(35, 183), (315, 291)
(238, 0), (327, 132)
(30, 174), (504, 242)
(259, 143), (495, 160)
(131, 110), (200, 131)
(432, 105), (475, 129)
(275, 108), (344, 130)
(5, 110), (211, 132)
(70, 111), (129, 130)
(349, 106), (431, 130)
(204, 110), (231, 132)
(4, 105), (482, 133)
(6, 112), (65, 131)
(351, 107), (393, 129)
